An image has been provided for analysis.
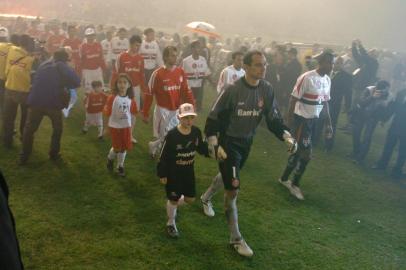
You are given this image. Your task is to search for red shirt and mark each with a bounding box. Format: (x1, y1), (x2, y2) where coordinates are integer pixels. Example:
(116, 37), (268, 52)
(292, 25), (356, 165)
(143, 66), (195, 117)
(79, 42), (106, 71)
(63, 37), (82, 74)
(85, 91), (108, 113)
(111, 51), (148, 93)
(46, 34), (66, 55)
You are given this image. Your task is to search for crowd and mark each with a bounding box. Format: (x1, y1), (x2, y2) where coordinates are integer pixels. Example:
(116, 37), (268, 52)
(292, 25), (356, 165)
(0, 16), (405, 265)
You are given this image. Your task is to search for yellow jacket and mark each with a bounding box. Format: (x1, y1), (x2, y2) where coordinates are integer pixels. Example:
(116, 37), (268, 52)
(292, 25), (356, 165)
(0, 42), (11, 81)
(5, 46), (34, 92)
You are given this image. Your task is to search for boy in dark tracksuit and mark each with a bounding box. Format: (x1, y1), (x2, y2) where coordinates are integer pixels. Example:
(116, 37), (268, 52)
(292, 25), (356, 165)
(157, 103), (208, 238)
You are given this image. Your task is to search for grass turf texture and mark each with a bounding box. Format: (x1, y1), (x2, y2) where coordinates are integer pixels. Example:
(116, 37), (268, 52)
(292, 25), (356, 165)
(0, 87), (405, 270)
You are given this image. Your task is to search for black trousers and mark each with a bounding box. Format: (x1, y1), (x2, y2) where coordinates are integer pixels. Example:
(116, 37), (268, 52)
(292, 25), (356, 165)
(21, 107), (63, 160)
(0, 79), (5, 118)
(2, 90), (28, 147)
(352, 117), (378, 161)
(191, 86), (204, 112)
(376, 129), (406, 174)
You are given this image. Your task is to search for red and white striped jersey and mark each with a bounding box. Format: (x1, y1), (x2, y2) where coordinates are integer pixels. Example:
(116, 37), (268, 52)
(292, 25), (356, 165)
(291, 69), (331, 119)
(139, 40), (163, 70)
(80, 41), (106, 71)
(111, 37), (129, 60)
(181, 55), (211, 88)
(216, 65), (245, 94)
(143, 66), (194, 117)
(112, 51), (147, 93)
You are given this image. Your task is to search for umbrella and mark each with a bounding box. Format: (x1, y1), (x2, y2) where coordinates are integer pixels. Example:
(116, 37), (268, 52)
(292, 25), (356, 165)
(186, 21), (220, 38)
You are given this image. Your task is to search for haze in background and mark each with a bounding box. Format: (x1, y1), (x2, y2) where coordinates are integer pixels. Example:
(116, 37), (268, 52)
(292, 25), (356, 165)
(2, 0), (406, 51)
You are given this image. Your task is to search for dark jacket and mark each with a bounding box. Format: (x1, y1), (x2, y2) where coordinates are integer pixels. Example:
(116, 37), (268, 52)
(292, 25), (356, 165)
(386, 91), (406, 136)
(27, 59), (80, 110)
(0, 171), (24, 270)
(352, 86), (389, 123)
(352, 44), (379, 91)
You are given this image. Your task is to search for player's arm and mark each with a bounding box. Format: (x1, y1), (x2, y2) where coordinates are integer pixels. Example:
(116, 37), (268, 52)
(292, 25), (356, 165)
(287, 73), (307, 127)
(196, 128), (209, 157)
(157, 134), (171, 184)
(142, 69), (157, 121)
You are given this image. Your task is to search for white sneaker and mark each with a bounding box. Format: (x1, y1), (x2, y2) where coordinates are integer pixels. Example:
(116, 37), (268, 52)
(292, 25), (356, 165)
(290, 185), (305, 200)
(200, 196), (215, 217)
(278, 178), (293, 191)
(230, 238), (254, 257)
(148, 141), (156, 157)
(132, 137), (138, 144)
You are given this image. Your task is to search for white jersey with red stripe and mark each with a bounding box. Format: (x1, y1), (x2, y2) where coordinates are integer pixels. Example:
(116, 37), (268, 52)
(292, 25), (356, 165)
(139, 40), (163, 70)
(111, 37), (129, 59)
(181, 55), (211, 88)
(291, 69), (331, 119)
(216, 65), (245, 94)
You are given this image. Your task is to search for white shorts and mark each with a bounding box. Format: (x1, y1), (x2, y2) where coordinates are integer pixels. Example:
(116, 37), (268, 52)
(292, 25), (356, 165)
(153, 105), (179, 139)
(85, 112), (103, 126)
(82, 68), (104, 93)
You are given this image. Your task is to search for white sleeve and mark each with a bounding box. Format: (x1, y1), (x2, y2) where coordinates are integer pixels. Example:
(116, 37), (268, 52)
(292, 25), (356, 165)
(217, 68), (227, 94)
(156, 46), (164, 67)
(204, 59), (211, 76)
(291, 73), (308, 99)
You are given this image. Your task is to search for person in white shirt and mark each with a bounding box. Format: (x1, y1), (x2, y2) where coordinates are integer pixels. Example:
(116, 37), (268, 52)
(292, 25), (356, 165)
(140, 28), (164, 85)
(111, 28), (129, 66)
(181, 40), (212, 111)
(101, 30), (113, 83)
(278, 51), (334, 200)
(216, 51), (245, 94)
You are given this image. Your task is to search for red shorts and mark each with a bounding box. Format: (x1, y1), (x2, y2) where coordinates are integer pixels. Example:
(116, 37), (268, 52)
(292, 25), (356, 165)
(110, 127), (133, 150)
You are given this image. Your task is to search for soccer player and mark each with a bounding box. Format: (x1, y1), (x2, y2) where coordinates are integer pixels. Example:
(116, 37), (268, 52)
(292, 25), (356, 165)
(111, 28), (129, 66)
(105, 74), (137, 177)
(82, 80), (108, 139)
(216, 51), (245, 94)
(80, 28), (106, 93)
(46, 23), (66, 56)
(62, 25), (82, 76)
(278, 51), (334, 200)
(139, 28), (163, 84)
(158, 103), (209, 238)
(181, 40), (211, 112)
(112, 35), (147, 143)
(143, 46), (195, 158)
(200, 50), (297, 257)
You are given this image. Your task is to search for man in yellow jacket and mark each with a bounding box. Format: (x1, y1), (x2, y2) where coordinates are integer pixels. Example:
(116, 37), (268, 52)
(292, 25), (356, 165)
(0, 27), (11, 117)
(2, 34), (35, 148)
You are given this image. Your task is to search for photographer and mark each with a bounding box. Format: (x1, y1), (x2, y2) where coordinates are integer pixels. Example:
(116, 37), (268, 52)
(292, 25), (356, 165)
(351, 80), (391, 164)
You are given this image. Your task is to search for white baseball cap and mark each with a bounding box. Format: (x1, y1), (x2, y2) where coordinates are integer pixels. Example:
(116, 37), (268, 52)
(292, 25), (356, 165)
(0, 27), (9, 38)
(84, 28), (96, 36)
(178, 103), (197, 118)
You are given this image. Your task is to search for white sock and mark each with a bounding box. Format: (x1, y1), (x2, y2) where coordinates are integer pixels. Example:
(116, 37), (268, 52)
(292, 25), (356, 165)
(166, 200), (177, 226)
(201, 173), (223, 202)
(117, 151), (127, 168)
(107, 148), (117, 160)
(97, 125), (103, 137)
(177, 195), (185, 206)
(224, 194), (241, 241)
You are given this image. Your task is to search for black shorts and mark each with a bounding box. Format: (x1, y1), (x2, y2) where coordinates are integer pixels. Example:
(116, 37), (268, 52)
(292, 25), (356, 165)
(165, 174), (196, 201)
(291, 114), (316, 159)
(219, 136), (252, 191)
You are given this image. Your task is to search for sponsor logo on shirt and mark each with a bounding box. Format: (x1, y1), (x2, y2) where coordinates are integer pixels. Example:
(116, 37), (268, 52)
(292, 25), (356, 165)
(237, 109), (261, 117)
(163, 85), (181, 91)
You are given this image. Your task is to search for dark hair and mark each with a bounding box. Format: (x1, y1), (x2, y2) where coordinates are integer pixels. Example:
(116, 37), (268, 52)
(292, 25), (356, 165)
(163, 46), (177, 60)
(190, 40), (201, 49)
(143, 28), (154, 36)
(10, 34), (20, 46)
(113, 73), (134, 99)
(53, 48), (69, 62)
(316, 50), (334, 64)
(19, 34), (35, 53)
(118, 27), (127, 33)
(129, 35), (142, 45)
(231, 51), (244, 60)
(243, 50), (263, 65)
(376, 80), (390, 90)
(288, 48), (298, 56)
(91, 80), (103, 88)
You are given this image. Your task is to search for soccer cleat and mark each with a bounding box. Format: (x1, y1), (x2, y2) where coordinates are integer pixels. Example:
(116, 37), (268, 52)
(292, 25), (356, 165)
(278, 178), (293, 191)
(106, 158), (114, 171)
(166, 225), (179, 238)
(131, 137), (138, 144)
(290, 185), (305, 200)
(117, 166), (125, 177)
(200, 196), (215, 217)
(230, 238), (254, 257)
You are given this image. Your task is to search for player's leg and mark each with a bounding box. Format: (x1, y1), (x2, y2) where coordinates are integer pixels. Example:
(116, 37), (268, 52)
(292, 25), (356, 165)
(97, 113), (103, 139)
(48, 109), (63, 160)
(165, 183), (182, 238)
(200, 172), (223, 217)
(82, 112), (90, 134)
(20, 108), (44, 164)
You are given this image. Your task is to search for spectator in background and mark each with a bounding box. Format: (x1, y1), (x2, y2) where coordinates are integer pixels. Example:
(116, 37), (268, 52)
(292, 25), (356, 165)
(140, 28), (163, 87)
(20, 48), (80, 164)
(279, 47), (302, 110)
